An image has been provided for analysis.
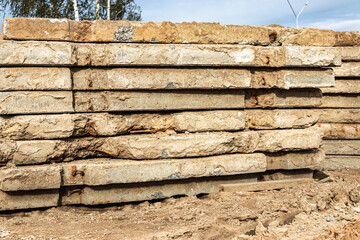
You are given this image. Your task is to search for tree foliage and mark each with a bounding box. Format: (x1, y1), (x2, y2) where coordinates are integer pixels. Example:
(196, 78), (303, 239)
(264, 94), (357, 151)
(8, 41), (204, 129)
(0, 0), (141, 21)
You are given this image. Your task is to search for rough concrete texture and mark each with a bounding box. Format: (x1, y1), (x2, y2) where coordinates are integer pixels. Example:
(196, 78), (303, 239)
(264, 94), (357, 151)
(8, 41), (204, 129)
(74, 43), (341, 67)
(0, 67), (71, 90)
(73, 68), (252, 90)
(221, 178), (313, 192)
(321, 80), (360, 94)
(245, 109), (319, 129)
(266, 150), (324, 170)
(322, 156), (360, 170)
(317, 123), (360, 140)
(61, 176), (255, 206)
(61, 170), (311, 206)
(0, 41), (72, 66)
(0, 110), (320, 140)
(0, 40), (341, 67)
(3, 18), (360, 47)
(0, 111), (246, 140)
(321, 95), (360, 108)
(74, 91), (245, 112)
(0, 114), (75, 140)
(2, 18), (271, 45)
(269, 26), (360, 47)
(317, 109), (360, 123)
(3, 128), (322, 165)
(0, 189), (59, 211)
(245, 89), (322, 108)
(73, 68), (334, 90)
(62, 154), (267, 186)
(323, 140), (360, 155)
(0, 165), (61, 191)
(0, 91), (73, 114)
(340, 47), (360, 61)
(333, 62), (360, 77)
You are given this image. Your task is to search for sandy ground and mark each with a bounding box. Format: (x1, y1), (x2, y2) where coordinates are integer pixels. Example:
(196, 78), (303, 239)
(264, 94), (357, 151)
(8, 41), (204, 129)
(1, 169), (360, 240)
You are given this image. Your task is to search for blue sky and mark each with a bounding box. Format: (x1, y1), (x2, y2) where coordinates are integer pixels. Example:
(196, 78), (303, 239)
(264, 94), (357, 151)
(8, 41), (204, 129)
(136, 0), (360, 31)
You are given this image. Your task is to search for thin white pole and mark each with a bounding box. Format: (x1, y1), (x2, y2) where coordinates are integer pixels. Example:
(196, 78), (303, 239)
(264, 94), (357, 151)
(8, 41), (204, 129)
(96, 0), (100, 19)
(286, 0), (310, 28)
(72, 0), (79, 21)
(107, 0), (110, 20)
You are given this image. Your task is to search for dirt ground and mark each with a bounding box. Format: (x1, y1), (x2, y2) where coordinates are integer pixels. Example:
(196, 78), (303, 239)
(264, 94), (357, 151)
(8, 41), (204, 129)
(1, 169), (360, 240)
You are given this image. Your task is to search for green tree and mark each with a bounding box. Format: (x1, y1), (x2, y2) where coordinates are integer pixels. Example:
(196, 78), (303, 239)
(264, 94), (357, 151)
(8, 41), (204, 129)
(0, 0), (141, 21)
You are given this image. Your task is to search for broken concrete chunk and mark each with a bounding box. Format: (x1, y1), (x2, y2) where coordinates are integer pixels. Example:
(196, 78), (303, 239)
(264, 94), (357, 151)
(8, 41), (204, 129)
(0, 91), (73, 114)
(74, 91), (245, 112)
(0, 165), (61, 191)
(62, 153), (267, 186)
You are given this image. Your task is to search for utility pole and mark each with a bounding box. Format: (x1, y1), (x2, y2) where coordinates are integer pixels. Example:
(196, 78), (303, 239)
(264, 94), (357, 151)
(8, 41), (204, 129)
(286, 0), (310, 28)
(72, 0), (79, 21)
(107, 0), (111, 20)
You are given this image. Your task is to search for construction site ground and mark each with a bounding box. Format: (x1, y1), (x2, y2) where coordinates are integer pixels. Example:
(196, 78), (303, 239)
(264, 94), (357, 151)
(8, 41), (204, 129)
(1, 169), (360, 240)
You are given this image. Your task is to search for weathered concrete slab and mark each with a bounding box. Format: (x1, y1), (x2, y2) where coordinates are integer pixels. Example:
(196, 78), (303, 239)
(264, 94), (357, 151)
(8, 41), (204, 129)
(323, 140), (360, 155)
(321, 80), (360, 94)
(321, 156), (360, 170)
(321, 95), (360, 108)
(0, 40), (72, 65)
(0, 68), (71, 91)
(73, 68), (252, 90)
(0, 111), (246, 140)
(246, 109), (319, 129)
(74, 91), (245, 112)
(61, 170), (312, 206)
(0, 165), (61, 191)
(0, 91), (73, 114)
(62, 153), (267, 186)
(270, 27), (360, 47)
(0, 189), (59, 211)
(0, 114), (75, 140)
(266, 150), (324, 170)
(333, 62), (360, 77)
(74, 44), (341, 67)
(251, 69), (334, 89)
(221, 179), (313, 192)
(317, 123), (360, 139)
(73, 68), (334, 90)
(245, 89), (322, 108)
(316, 109), (360, 123)
(2, 18), (271, 45)
(340, 47), (360, 61)
(3, 18), (360, 47)
(61, 176), (256, 206)
(3, 128), (322, 165)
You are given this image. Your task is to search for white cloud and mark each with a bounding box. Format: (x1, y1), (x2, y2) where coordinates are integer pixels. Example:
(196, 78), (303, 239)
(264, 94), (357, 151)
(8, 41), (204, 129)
(308, 19), (360, 31)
